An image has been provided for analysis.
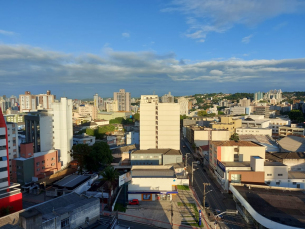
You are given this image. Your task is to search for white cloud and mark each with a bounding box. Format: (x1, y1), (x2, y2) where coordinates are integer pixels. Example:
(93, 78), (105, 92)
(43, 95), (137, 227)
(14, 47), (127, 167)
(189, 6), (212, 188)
(0, 29), (15, 36)
(0, 44), (305, 88)
(122, 33), (130, 38)
(242, 34), (253, 44)
(162, 0), (304, 41)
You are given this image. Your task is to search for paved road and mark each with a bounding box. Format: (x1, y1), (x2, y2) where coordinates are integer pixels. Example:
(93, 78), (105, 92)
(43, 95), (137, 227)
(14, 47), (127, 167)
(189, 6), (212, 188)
(180, 136), (251, 229)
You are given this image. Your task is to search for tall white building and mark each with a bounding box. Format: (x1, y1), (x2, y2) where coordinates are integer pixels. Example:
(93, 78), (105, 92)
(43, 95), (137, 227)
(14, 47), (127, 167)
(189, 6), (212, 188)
(6, 122), (19, 180)
(178, 97), (189, 115)
(140, 95), (180, 150)
(114, 89), (131, 111)
(37, 90), (55, 110)
(52, 98), (73, 167)
(93, 93), (99, 109)
(0, 108), (9, 188)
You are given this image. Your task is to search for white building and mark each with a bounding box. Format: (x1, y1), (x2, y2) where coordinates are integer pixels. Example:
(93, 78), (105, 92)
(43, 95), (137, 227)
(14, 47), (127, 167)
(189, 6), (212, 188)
(93, 93), (99, 110)
(178, 97), (189, 115)
(52, 98), (73, 168)
(236, 127), (272, 136)
(126, 131), (139, 145)
(114, 89), (131, 111)
(73, 135), (96, 146)
(140, 95), (180, 150)
(269, 118), (291, 135)
(230, 106), (246, 115)
(106, 100), (118, 112)
(19, 91), (37, 113)
(239, 98), (250, 107)
(161, 92), (174, 103)
(6, 122), (19, 180)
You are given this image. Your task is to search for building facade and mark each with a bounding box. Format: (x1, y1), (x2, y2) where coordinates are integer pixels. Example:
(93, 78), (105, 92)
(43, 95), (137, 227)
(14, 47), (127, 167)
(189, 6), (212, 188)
(161, 92), (174, 103)
(114, 89), (131, 111)
(140, 95), (180, 150)
(178, 97), (189, 115)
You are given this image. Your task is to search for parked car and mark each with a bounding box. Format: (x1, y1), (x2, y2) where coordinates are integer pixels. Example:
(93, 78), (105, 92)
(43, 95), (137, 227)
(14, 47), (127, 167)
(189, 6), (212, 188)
(128, 199), (139, 205)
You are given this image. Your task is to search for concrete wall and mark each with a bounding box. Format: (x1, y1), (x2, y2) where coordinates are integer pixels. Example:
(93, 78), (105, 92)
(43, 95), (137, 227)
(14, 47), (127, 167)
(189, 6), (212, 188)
(131, 153), (162, 165)
(163, 154), (182, 165)
(236, 128), (272, 136)
(264, 165), (288, 180)
(283, 159), (305, 171)
(219, 146), (265, 162)
(40, 116), (53, 152)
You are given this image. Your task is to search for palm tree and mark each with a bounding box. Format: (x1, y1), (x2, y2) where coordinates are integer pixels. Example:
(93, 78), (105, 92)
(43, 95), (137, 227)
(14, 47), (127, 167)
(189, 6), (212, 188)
(99, 166), (119, 191)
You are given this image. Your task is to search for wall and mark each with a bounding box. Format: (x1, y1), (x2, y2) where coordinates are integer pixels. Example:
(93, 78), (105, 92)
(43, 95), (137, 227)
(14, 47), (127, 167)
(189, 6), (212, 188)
(264, 165), (288, 180)
(0, 192), (23, 213)
(39, 116), (53, 152)
(163, 154), (182, 165)
(283, 159), (305, 171)
(129, 177), (179, 191)
(236, 128), (272, 136)
(219, 145), (265, 162)
(140, 103), (157, 149)
(15, 158), (34, 184)
(33, 150), (61, 177)
(131, 153), (162, 165)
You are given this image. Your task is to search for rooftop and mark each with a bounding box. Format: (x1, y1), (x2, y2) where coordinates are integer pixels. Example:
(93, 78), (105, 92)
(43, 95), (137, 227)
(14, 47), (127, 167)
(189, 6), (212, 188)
(288, 171), (305, 179)
(232, 185), (305, 228)
(131, 169), (175, 178)
(278, 135), (305, 152)
(53, 174), (91, 189)
(266, 152), (305, 161)
(20, 193), (99, 221)
(132, 148), (181, 155)
(112, 144), (137, 155)
(211, 141), (262, 147)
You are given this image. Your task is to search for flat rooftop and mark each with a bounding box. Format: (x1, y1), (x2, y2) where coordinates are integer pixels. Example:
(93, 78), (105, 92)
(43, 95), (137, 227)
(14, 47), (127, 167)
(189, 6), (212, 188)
(211, 141), (261, 147)
(288, 171), (305, 179)
(132, 149), (181, 155)
(53, 174), (91, 189)
(132, 169), (175, 178)
(233, 185), (305, 228)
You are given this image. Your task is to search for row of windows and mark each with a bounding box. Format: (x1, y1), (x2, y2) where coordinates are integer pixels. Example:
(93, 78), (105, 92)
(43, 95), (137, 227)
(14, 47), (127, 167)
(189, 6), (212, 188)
(267, 174), (283, 176)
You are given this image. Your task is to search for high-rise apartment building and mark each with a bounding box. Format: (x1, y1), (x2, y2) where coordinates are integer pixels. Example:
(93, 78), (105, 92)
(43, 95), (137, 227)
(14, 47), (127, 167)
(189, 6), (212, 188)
(239, 98), (250, 107)
(6, 122), (19, 180)
(264, 89), (282, 103)
(161, 92), (174, 103)
(140, 95), (180, 150)
(93, 93), (99, 109)
(178, 97), (189, 115)
(19, 90), (55, 112)
(254, 91), (264, 101)
(52, 98), (73, 167)
(254, 106), (270, 118)
(114, 89), (131, 111)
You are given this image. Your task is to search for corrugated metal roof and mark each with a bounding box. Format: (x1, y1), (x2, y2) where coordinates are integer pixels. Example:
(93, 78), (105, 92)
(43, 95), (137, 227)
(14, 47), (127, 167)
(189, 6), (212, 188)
(278, 136), (305, 152)
(211, 141), (261, 147)
(288, 171), (305, 179)
(53, 174), (90, 188)
(132, 169), (175, 178)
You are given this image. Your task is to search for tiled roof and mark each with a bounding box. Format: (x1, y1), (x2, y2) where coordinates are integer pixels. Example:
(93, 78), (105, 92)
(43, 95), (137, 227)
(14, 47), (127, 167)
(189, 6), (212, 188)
(211, 141), (261, 147)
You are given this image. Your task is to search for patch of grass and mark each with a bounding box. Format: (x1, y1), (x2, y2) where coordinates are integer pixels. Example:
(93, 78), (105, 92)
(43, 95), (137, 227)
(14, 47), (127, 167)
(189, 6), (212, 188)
(114, 203), (126, 212)
(177, 185), (190, 190)
(177, 202), (203, 227)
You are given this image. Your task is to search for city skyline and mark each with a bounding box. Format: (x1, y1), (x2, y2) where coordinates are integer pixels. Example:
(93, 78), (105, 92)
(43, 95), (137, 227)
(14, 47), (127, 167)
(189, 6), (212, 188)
(1, 1), (305, 98)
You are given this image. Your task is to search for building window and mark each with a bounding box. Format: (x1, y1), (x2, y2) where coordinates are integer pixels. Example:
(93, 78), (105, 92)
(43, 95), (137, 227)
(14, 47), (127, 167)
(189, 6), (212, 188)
(51, 163), (55, 166)
(276, 181), (280, 185)
(61, 218), (70, 228)
(36, 168), (40, 171)
(278, 174), (283, 176)
(42, 160), (45, 164)
(51, 157), (54, 161)
(267, 174), (272, 176)
(36, 162), (39, 166)
(293, 182), (297, 185)
(42, 166), (45, 170)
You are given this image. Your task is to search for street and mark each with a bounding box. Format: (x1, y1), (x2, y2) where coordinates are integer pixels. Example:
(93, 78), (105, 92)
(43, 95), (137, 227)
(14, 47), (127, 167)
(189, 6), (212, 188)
(180, 136), (252, 229)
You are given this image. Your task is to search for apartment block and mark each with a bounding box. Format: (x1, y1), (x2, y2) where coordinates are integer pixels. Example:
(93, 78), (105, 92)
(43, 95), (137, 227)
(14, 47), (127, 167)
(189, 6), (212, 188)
(161, 92), (174, 103)
(178, 97), (189, 115)
(78, 104), (97, 120)
(239, 98), (250, 107)
(140, 95), (180, 150)
(36, 90), (55, 110)
(230, 106), (246, 115)
(19, 90), (55, 112)
(5, 114), (25, 123)
(254, 106), (270, 118)
(278, 124), (305, 137)
(114, 89), (131, 111)
(210, 117), (242, 135)
(6, 122), (19, 180)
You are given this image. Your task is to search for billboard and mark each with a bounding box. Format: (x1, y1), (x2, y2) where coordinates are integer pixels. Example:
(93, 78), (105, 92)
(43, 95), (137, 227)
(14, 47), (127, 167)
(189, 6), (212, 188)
(119, 171), (132, 186)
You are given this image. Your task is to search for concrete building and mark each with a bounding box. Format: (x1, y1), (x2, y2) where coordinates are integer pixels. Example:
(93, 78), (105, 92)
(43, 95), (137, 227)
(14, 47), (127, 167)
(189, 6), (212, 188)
(52, 98), (73, 167)
(93, 93), (99, 110)
(130, 149), (182, 165)
(97, 111), (132, 121)
(236, 127), (272, 136)
(178, 97), (189, 115)
(161, 92), (174, 103)
(264, 89), (282, 103)
(18, 193), (100, 229)
(242, 118), (270, 128)
(239, 98), (250, 107)
(254, 106), (270, 118)
(230, 184), (305, 228)
(210, 117), (242, 135)
(185, 126), (230, 147)
(266, 152), (305, 171)
(78, 104), (97, 120)
(128, 166), (188, 201)
(73, 135), (96, 146)
(19, 91), (37, 113)
(5, 114), (25, 123)
(254, 91), (264, 101)
(114, 89), (131, 111)
(106, 100), (118, 112)
(140, 95), (180, 150)
(278, 124), (305, 137)
(269, 117), (291, 135)
(230, 106), (246, 115)
(36, 90), (55, 110)
(126, 131), (139, 145)
(6, 122), (19, 180)
(209, 141), (265, 171)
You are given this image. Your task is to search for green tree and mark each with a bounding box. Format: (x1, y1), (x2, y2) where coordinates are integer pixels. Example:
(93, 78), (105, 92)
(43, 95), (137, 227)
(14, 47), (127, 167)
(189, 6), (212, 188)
(230, 133), (239, 141)
(85, 142), (113, 171)
(288, 110), (305, 122)
(180, 115), (188, 120)
(71, 144), (92, 174)
(109, 117), (124, 124)
(197, 110), (207, 116)
(134, 113), (140, 121)
(99, 166), (119, 191)
(86, 128), (95, 136)
(218, 111), (225, 115)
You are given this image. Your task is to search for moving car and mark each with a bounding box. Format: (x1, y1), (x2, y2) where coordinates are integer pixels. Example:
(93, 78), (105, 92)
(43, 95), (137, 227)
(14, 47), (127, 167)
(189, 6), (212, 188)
(128, 199), (139, 205)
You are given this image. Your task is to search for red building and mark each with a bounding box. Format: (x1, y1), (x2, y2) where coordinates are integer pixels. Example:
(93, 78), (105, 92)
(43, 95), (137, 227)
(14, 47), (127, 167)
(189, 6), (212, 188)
(0, 107), (22, 215)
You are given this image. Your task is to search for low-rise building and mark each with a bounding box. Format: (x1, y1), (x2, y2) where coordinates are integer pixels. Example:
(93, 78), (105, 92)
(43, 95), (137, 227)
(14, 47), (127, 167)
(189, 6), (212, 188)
(230, 106), (246, 115)
(230, 184), (305, 228)
(278, 135), (305, 152)
(265, 151), (305, 171)
(242, 118), (270, 128)
(278, 124), (305, 137)
(268, 117), (291, 135)
(73, 135), (96, 146)
(210, 117), (242, 135)
(236, 127), (272, 136)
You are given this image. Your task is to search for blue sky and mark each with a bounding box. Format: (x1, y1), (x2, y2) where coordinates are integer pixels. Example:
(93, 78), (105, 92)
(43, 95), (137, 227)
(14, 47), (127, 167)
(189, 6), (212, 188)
(0, 0), (305, 99)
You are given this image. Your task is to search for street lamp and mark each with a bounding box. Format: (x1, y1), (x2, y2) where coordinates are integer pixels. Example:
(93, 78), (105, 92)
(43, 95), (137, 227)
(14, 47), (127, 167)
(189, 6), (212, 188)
(192, 161), (200, 186)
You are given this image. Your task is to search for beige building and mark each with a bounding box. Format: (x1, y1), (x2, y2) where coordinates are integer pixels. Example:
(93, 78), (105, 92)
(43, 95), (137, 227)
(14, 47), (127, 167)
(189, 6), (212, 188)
(97, 111), (132, 121)
(19, 91), (37, 112)
(114, 89), (131, 111)
(236, 127), (272, 136)
(36, 90), (55, 110)
(185, 126), (230, 147)
(210, 117), (242, 135)
(78, 104), (97, 120)
(140, 95), (180, 150)
(278, 124), (305, 137)
(106, 100), (118, 112)
(239, 98), (250, 107)
(178, 97), (189, 115)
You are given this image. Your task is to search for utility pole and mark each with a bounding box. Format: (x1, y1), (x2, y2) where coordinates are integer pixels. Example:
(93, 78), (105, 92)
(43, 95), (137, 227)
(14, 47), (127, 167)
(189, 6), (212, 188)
(203, 183), (210, 210)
